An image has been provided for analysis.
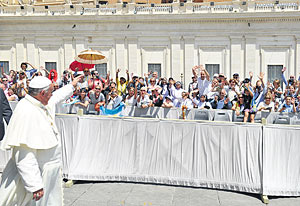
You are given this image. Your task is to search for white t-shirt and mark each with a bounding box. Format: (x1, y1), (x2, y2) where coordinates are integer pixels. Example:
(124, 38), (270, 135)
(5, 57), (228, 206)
(257, 101), (275, 111)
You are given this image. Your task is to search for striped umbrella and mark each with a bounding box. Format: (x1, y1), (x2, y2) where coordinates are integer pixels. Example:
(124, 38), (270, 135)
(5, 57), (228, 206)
(75, 49), (107, 64)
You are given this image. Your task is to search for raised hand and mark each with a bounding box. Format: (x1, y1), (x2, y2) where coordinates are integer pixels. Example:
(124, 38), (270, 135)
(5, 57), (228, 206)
(249, 71), (253, 78)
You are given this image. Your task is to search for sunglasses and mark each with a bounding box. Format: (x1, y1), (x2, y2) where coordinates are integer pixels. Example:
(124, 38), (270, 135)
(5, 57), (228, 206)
(84, 70), (89, 72)
(95, 88), (101, 90)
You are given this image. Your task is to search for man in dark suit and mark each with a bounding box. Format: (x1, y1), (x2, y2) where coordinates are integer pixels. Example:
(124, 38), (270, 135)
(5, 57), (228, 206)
(0, 88), (12, 141)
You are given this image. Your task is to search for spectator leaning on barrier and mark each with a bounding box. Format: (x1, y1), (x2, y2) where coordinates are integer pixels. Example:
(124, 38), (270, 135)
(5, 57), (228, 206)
(257, 94), (274, 112)
(75, 88), (90, 109)
(150, 86), (163, 107)
(161, 95), (173, 108)
(90, 85), (105, 107)
(137, 87), (151, 108)
(232, 94), (245, 119)
(106, 88), (122, 110)
(179, 91), (193, 110)
(279, 95), (296, 113)
(190, 90), (199, 108)
(211, 89), (232, 110)
(197, 94), (212, 109)
(124, 85), (137, 106)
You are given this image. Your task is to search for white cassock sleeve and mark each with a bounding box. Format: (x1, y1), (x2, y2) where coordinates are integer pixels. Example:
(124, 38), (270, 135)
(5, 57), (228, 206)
(50, 84), (74, 105)
(14, 146), (44, 193)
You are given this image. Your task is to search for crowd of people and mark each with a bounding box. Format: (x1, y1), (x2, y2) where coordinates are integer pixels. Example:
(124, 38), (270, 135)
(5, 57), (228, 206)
(1, 63), (300, 122)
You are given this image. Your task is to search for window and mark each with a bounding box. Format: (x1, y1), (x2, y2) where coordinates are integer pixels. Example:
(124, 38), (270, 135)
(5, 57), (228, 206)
(45, 62), (57, 72)
(205, 64), (220, 79)
(148, 63), (161, 78)
(0, 61), (9, 78)
(95, 63), (107, 78)
(267, 65), (283, 88)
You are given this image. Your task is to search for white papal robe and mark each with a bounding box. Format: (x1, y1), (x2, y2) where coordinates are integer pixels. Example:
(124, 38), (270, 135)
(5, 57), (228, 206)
(0, 84), (74, 206)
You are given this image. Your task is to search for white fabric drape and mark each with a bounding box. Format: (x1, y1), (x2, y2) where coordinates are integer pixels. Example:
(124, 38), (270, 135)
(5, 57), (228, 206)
(56, 115), (263, 194)
(262, 125), (300, 196)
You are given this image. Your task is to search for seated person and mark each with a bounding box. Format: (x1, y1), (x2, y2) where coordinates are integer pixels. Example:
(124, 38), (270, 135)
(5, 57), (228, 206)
(137, 87), (151, 108)
(161, 96), (174, 108)
(257, 94), (274, 112)
(197, 95), (212, 109)
(211, 89), (232, 110)
(178, 91), (193, 110)
(149, 87), (163, 107)
(106, 88), (123, 110)
(90, 85), (106, 110)
(75, 88), (90, 109)
(124, 86), (137, 106)
(190, 90), (199, 108)
(279, 95), (296, 113)
(232, 94), (246, 121)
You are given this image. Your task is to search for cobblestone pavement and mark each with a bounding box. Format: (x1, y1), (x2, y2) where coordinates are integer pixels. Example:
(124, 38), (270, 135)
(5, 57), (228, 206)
(63, 181), (300, 206)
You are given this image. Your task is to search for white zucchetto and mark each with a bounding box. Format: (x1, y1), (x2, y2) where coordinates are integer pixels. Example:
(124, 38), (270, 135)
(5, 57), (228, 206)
(29, 76), (52, 89)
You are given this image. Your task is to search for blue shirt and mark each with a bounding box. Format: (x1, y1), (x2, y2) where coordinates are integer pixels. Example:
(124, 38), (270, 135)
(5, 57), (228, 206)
(279, 103), (294, 113)
(25, 69), (37, 79)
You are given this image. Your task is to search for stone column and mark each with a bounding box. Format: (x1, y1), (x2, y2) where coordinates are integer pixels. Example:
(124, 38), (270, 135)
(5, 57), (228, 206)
(183, 36), (195, 90)
(230, 36), (243, 78)
(170, 36), (182, 81)
(63, 37), (74, 74)
(15, 37), (25, 71)
(127, 37), (138, 75)
(245, 36), (256, 80)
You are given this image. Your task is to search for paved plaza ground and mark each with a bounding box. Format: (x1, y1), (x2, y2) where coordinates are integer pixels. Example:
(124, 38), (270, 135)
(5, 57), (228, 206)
(63, 181), (300, 206)
(1, 173), (300, 205)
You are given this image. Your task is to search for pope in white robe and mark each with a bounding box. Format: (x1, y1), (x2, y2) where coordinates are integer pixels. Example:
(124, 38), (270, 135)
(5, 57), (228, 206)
(0, 75), (82, 206)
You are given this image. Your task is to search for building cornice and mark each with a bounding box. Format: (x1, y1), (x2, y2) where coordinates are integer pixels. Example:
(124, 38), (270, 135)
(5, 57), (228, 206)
(1, 10), (300, 24)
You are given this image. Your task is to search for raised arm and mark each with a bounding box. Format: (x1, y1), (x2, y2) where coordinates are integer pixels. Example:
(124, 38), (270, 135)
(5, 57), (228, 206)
(126, 69), (129, 83)
(116, 68), (120, 82)
(200, 65), (210, 81)
(281, 67), (288, 86)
